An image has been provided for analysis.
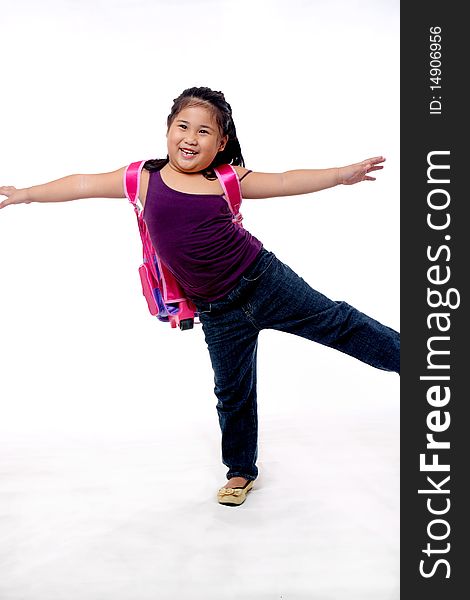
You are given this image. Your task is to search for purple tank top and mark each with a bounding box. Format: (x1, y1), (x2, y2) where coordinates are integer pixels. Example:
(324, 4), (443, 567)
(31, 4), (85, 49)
(142, 170), (263, 301)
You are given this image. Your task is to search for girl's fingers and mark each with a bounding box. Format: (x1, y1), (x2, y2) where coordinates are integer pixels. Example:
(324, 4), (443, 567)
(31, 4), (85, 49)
(363, 156), (385, 167)
(0, 186), (16, 196)
(0, 187), (19, 208)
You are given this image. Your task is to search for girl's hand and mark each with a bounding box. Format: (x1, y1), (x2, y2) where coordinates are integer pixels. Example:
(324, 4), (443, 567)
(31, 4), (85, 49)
(338, 156), (385, 185)
(0, 186), (30, 210)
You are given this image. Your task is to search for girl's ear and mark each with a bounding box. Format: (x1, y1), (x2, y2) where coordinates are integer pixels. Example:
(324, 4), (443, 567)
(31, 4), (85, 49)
(218, 135), (229, 152)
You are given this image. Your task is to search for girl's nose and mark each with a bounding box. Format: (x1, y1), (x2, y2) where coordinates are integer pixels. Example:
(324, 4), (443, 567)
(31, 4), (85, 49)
(183, 131), (197, 144)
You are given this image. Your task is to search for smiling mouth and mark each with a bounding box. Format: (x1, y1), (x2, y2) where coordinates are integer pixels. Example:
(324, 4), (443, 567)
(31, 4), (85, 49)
(180, 148), (198, 157)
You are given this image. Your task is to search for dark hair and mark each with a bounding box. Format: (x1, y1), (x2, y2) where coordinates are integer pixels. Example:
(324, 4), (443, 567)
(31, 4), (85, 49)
(144, 87), (245, 180)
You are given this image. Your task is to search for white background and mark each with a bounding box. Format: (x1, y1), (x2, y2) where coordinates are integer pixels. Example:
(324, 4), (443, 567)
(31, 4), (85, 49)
(0, 1), (400, 599)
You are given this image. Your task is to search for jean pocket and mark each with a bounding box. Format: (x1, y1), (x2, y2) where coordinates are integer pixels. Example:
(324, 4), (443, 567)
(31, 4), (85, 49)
(242, 251), (276, 282)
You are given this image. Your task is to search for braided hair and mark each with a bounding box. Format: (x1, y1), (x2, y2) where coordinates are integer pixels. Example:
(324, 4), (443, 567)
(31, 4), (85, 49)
(144, 87), (245, 180)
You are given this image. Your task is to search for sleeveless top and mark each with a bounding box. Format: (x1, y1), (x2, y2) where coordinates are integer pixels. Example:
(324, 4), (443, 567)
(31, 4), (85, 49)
(142, 170), (263, 302)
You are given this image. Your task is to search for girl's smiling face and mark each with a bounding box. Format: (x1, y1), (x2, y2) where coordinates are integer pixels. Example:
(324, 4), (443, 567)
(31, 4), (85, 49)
(166, 104), (228, 173)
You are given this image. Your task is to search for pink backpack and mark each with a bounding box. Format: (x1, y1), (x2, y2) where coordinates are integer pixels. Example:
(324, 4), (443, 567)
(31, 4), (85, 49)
(124, 161), (244, 330)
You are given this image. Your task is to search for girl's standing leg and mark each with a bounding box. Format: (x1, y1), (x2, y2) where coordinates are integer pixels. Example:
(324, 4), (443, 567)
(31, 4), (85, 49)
(197, 303), (261, 482)
(193, 249), (278, 483)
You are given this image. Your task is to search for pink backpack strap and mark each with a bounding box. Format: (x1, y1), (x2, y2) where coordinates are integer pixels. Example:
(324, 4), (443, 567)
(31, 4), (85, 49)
(123, 160), (188, 307)
(214, 164), (243, 226)
(124, 160), (147, 211)
(124, 160), (159, 282)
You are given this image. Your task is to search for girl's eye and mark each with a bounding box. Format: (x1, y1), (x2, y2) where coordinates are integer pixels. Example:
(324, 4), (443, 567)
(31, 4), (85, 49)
(199, 129), (209, 134)
(178, 124), (187, 129)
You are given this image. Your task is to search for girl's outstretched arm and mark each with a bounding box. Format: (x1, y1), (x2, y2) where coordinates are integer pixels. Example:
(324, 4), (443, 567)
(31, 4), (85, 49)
(236, 156), (386, 199)
(0, 166), (127, 210)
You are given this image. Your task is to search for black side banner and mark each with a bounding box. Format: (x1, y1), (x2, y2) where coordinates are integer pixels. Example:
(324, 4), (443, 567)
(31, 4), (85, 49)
(401, 2), (467, 597)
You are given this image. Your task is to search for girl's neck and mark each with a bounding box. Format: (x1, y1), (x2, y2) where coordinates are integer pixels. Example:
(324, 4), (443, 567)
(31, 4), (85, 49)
(166, 161), (204, 177)
(159, 164), (223, 196)
(161, 163), (202, 179)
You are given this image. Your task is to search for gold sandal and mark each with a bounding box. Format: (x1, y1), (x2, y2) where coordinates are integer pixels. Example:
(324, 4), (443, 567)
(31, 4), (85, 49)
(217, 479), (254, 506)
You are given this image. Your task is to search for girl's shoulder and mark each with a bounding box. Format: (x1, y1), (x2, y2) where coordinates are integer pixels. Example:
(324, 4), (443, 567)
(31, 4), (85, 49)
(231, 165), (252, 180)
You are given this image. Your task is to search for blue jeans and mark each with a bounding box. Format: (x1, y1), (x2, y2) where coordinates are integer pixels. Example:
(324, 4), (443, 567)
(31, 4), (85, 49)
(193, 248), (400, 482)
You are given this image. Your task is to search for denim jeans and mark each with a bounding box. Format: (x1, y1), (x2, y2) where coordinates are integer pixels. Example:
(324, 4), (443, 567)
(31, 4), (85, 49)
(193, 248), (400, 482)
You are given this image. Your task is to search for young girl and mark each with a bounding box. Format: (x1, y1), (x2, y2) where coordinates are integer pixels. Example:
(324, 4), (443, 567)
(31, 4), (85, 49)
(0, 86), (399, 506)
